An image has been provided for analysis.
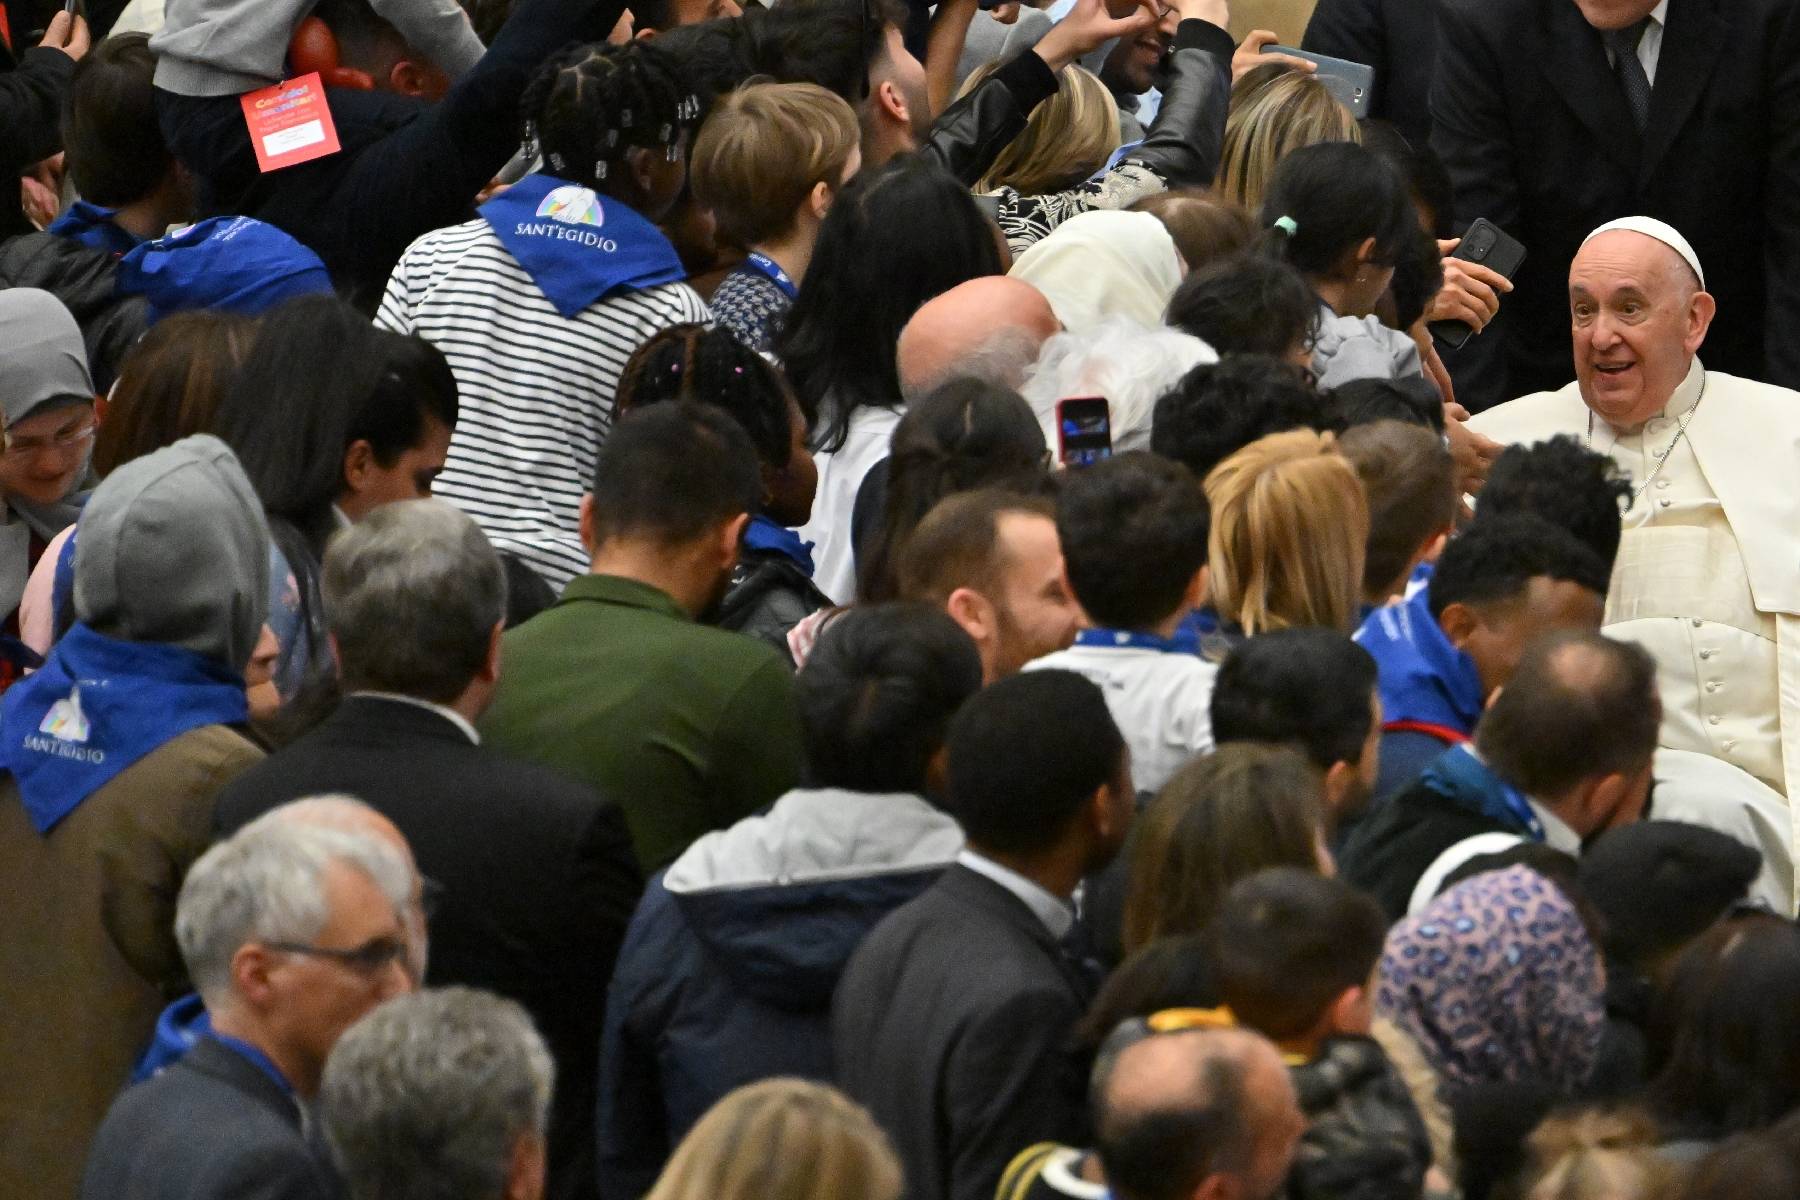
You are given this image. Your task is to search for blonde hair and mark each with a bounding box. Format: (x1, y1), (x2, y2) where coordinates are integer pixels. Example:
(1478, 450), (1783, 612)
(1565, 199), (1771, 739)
(1216, 71), (1360, 215)
(690, 82), (861, 249)
(1204, 428), (1369, 636)
(1524, 1109), (1677, 1200)
(645, 1079), (903, 1200)
(964, 64), (1119, 196)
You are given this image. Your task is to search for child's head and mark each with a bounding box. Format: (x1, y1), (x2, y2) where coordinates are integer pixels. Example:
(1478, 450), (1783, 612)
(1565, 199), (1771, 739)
(1164, 254), (1319, 367)
(1208, 867), (1388, 1047)
(521, 41), (702, 221)
(1054, 451), (1210, 633)
(1258, 141), (1416, 318)
(62, 33), (185, 214)
(1336, 419), (1457, 603)
(1150, 354), (1327, 484)
(615, 324), (816, 527)
(689, 81), (861, 252)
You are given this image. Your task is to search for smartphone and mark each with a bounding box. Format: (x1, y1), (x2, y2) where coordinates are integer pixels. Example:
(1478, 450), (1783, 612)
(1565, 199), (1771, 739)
(1428, 218), (1528, 350)
(1270, 46), (1375, 118)
(1057, 397), (1113, 468)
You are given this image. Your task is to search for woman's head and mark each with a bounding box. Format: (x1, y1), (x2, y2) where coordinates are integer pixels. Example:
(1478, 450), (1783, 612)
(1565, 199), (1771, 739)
(94, 310), (256, 478)
(1217, 70), (1359, 215)
(1645, 913), (1800, 1142)
(1377, 866), (1605, 1096)
(1204, 428), (1368, 635)
(776, 155), (1004, 451)
(214, 296), (458, 551)
(966, 63), (1119, 196)
(0, 289), (98, 509)
(1120, 743), (1328, 956)
(1009, 210), (1186, 335)
(520, 40), (702, 221)
(1075, 933), (1217, 1049)
(1164, 253), (1319, 366)
(645, 1079), (902, 1200)
(1258, 141), (1417, 317)
(856, 378), (1047, 603)
(1129, 191), (1257, 279)
(616, 324), (817, 527)
(689, 81), (861, 252)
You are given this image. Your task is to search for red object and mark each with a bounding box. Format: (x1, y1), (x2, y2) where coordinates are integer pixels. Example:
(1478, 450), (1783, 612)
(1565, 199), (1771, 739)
(1, 5), (13, 52)
(288, 16), (375, 90)
(239, 73), (343, 173)
(1383, 718), (1473, 746)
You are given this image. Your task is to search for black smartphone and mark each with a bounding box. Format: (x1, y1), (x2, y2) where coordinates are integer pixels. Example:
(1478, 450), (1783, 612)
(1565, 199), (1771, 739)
(1057, 397), (1112, 468)
(1428, 218), (1527, 350)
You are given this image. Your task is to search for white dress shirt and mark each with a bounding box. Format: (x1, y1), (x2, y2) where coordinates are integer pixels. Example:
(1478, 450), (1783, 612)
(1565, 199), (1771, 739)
(957, 849), (1076, 938)
(353, 691), (482, 745)
(1603, 0), (1668, 86)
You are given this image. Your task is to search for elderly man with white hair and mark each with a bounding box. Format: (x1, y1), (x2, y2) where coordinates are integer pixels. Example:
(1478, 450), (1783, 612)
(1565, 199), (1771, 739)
(80, 809), (418, 1200)
(1472, 217), (1800, 898)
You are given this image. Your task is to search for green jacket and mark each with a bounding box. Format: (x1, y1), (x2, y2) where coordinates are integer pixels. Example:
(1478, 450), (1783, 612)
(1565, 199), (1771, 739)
(481, 574), (804, 870)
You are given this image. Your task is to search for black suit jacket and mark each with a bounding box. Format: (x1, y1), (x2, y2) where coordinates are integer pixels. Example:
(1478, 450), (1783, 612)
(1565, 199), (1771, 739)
(214, 696), (643, 1200)
(80, 1037), (338, 1200)
(1430, 0), (1800, 410)
(832, 864), (1095, 1200)
(1302, 0), (1438, 147)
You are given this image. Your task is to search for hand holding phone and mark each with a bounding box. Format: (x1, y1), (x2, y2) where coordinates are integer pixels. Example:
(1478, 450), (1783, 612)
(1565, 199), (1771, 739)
(1268, 46), (1374, 117)
(1057, 397), (1113, 468)
(1428, 219), (1526, 350)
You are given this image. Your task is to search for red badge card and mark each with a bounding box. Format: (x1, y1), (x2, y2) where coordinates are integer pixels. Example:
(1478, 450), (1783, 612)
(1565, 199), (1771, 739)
(240, 73), (341, 173)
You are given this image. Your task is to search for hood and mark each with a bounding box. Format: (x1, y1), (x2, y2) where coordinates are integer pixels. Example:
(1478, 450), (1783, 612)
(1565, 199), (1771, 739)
(0, 287), (93, 428)
(116, 216), (333, 324)
(74, 435), (271, 670)
(1354, 588), (1485, 739)
(665, 788), (963, 1008)
(0, 233), (151, 394)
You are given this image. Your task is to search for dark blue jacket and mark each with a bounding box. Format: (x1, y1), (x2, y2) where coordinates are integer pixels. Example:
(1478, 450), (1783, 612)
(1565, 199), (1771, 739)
(595, 788), (963, 1200)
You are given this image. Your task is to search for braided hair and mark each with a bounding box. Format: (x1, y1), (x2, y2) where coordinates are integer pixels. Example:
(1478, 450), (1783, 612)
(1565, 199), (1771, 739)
(615, 324), (796, 471)
(519, 41), (701, 196)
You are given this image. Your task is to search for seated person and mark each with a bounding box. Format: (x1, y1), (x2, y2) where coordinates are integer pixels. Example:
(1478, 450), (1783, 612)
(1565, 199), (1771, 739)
(1210, 627), (1382, 827)
(379, 40), (710, 590)
(1022, 451), (1215, 797)
(690, 82), (860, 355)
(1208, 868), (1433, 1200)
(1338, 419), (1456, 610)
(1356, 514), (1609, 801)
(1340, 631), (1660, 920)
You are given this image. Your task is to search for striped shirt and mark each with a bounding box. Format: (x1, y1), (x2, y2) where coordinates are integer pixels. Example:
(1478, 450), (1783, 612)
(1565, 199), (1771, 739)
(377, 218), (710, 588)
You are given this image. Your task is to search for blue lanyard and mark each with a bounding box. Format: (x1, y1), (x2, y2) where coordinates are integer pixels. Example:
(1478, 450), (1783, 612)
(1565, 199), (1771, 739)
(210, 1032), (294, 1097)
(1075, 628), (1193, 654)
(744, 252), (798, 300)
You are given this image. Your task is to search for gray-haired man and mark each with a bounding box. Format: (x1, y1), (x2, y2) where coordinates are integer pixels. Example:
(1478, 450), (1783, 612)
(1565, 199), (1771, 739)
(80, 811), (417, 1200)
(321, 988), (555, 1200)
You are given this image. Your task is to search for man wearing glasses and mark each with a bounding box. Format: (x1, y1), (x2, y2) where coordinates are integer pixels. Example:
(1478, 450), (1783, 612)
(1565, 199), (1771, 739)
(80, 811), (420, 1200)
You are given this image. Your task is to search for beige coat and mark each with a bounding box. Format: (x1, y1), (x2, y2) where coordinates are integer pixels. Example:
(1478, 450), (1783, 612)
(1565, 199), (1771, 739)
(0, 724), (262, 1200)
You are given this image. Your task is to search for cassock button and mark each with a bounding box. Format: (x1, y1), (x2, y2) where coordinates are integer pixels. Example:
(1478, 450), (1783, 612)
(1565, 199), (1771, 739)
(1725, 740), (1739, 751)
(1657, 479), (1670, 489)
(1659, 499), (1672, 508)
(1700, 649), (1715, 659)
(1692, 618), (1704, 627)
(1709, 715), (1722, 725)
(1706, 682), (1720, 693)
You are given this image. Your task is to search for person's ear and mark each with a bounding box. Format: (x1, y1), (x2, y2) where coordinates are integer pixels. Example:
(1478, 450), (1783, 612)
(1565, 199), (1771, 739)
(387, 58), (446, 99)
(503, 1131), (548, 1200)
(1437, 601), (1478, 649)
(808, 178), (834, 222)
(1326, 983), (1372, 1037)
(924, 744), (951, 801)
(626, 146), (657, 200)
(1322, 759), (1355, 815)
(342, 439), (376, 497)
(1182, 564), (1209, 614)
(1687, 289), (1718, 356)
(91, 393), (108, 427)
(876, 78), (910, 128)
(945, 586), (996, 646)
(1354, 236), (1379, 270)
(719, 511), (750, 567)
(578, 494), (599, 557)
(1577, 770), (1629, 835)
(481, 621), (504, 684)
(231, 943), (282, 1011)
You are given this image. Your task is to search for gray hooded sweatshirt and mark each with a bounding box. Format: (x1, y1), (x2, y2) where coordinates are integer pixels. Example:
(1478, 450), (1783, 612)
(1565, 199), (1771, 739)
(73, 434), (271, 672)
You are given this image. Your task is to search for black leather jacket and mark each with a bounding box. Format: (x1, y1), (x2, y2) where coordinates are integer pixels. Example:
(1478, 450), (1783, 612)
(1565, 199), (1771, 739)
(714, 548), (832, 667)
(923, 19), (1235, 253)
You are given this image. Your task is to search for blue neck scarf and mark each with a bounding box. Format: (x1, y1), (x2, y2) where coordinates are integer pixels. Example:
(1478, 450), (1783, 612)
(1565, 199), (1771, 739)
(743, 514), (815, 576)
(1075, 627), (1192, 654)
(1355, 587), (1486, 743)
(1, 622), (248, 834)
(1417, 743), (1544, 841)
(480, 174), (687, 318)
(48, 201), (142, 257)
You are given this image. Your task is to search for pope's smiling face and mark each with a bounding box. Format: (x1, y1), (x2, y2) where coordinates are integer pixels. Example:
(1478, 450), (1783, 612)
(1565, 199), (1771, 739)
(1569, 230), (1715, 430)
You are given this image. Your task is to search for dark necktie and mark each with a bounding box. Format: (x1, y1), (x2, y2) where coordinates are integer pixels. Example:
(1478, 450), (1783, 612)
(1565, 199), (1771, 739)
(1605, 18), (1654, 131)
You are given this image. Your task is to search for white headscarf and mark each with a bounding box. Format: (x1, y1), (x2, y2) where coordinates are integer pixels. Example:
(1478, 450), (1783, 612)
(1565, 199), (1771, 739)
(1008, 210), (1186, 336)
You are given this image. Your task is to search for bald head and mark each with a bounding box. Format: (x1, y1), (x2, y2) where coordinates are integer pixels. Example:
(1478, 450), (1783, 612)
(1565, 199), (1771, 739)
(897, 277), (1062, 400)
(1096, 1028), (1303, 1200)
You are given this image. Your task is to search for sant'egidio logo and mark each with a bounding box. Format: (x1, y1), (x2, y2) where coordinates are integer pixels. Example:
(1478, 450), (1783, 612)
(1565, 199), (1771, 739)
(535, 186), (605, 228)
(40, 687), (90, 743)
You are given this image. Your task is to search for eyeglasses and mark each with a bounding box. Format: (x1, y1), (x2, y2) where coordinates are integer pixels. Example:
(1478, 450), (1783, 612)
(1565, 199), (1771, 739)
(3, 417), (97, 460)
(420, 874), (446, 919)
(266, 934), (409, 974)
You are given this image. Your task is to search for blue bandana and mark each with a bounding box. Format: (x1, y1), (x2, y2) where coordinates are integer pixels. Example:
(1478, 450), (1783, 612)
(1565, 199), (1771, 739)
(480, 174), (686, 318)
(1417, 743), (1544, 841)
(1075, 627), (1191, 654)
(48, 201), (141, 257)
(0, 622), (248, 834)
(116, 216), (333, 324)
(1355, 587), (1486, 743)
(743, 514), (815, 576)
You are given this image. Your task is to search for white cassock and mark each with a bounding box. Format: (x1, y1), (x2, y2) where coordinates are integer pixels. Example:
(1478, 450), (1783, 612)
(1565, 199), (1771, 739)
(1471, 360), (1800, 911)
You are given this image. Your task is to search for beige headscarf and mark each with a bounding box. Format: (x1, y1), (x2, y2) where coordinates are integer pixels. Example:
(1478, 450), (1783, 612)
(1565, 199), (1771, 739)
(1008, 210), (1185, 336)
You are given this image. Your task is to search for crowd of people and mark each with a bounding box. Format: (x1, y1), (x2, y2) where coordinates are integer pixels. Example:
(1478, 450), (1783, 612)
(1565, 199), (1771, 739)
(4, 0), (1800, 1195)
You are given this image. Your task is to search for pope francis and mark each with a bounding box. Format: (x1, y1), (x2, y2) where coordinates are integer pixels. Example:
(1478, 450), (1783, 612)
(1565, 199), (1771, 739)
(1471, 217), (1800, 898)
